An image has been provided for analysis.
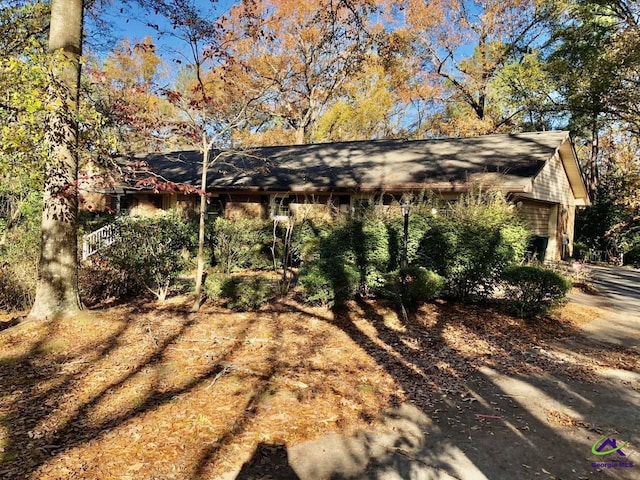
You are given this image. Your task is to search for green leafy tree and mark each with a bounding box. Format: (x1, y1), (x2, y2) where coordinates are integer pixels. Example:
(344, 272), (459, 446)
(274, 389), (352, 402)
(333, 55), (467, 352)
(493, 50), (557, 131)
(312, 61), (399, 141)
(0, 2), (50, 229)
(540, 0), (640, 194)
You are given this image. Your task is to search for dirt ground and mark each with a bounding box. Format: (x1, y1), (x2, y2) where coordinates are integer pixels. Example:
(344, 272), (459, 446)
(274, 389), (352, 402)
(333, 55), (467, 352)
(0, 290), (638, 480)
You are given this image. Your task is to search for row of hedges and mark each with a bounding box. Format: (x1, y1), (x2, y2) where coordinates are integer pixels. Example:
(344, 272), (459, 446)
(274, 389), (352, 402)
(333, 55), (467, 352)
(1, 191), (572, 319)
(296, 192), (532, 308)
(198, 192), (570, 316)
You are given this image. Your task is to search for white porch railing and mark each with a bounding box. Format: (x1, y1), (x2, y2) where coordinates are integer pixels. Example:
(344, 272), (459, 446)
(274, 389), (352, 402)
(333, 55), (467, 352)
(81, 223), (119, 260)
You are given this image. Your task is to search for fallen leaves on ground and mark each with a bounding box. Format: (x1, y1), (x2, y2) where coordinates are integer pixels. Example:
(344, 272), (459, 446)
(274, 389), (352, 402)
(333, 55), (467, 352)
(544, 408), (591, 428)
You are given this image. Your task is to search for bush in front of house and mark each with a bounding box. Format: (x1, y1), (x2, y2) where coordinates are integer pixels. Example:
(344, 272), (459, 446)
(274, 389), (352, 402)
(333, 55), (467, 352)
(202, 271), (229, 301)
(78, 256), (141, 307)
(383, 266), (444, 310)
(0, 263), (34, 312)
(351, 217), (390, 296)
(203, 271), (275, 311)
(209, 217), (271, 272)
(289, 218), (333, 265)
(415, 191), (529, 300)
(105, 214), (196, 302)
(501, 265), (572, 318)
(220, 275), (276, 311)
(297, 257), (360, 307)
(310, 215), (390, 300)
(385, 213), (432, 271)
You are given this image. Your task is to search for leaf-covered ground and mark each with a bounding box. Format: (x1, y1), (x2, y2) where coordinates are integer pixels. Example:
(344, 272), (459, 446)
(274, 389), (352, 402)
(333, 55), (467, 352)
(0, 294), (637, 479)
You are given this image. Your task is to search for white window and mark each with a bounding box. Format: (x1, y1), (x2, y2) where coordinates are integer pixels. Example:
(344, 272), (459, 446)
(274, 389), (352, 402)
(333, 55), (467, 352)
(271, 195), (295, 219)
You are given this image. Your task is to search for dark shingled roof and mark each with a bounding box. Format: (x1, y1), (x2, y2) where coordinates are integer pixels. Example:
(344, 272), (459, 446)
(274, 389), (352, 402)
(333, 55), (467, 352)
(133, 131), (571, 193)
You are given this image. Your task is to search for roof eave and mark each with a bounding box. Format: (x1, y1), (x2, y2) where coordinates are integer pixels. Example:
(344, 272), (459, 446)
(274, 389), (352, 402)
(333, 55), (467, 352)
(207, 182), (533, 194)
(558, 135), (591, 206)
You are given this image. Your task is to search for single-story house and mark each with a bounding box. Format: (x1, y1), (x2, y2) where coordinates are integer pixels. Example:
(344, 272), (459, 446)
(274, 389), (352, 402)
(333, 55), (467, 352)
(84, 131), (590, 262)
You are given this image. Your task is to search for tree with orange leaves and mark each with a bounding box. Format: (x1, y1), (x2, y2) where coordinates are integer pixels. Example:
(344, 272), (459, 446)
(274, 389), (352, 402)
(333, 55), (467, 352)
(223, 0), (378, 145)
(391, 0), (557, 136)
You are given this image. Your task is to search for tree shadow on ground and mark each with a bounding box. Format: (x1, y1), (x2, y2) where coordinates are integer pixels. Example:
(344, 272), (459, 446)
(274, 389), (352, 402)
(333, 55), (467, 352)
(283, 297), (640, 480)
(0, 297), (349, 479)
(0, 301), (271, 479)
(1, 296), (638, 479)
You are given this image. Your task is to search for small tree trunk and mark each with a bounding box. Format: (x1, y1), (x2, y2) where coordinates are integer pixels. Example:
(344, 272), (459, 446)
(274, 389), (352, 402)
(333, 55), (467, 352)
(29, 0), (84, 320)
(192, 139), (210, 311)
(587, 119), (600, 197)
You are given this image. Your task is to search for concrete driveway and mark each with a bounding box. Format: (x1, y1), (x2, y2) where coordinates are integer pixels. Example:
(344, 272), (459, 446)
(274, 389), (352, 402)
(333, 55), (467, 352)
(588, 266), (640, 314)
(579, 265), (640, 351)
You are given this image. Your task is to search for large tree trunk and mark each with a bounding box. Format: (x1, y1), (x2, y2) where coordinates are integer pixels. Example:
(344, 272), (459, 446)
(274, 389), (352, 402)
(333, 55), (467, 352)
(29, 0), (84, 320)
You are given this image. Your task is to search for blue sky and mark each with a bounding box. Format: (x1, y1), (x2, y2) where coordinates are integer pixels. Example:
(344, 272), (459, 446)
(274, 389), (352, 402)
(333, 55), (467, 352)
(95, 0), (238, 60)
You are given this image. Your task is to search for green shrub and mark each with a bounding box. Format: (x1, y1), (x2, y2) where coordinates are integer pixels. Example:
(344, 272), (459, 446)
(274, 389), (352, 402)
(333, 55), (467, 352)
(220, 275), (275, 311)
(319, 219), (353, 260)
(416, 191), (529, 300)
(290, 219), (332, 265)
(0, 198), (40, 312)
(352, 218), (390, 295)
(385, 213), (432, 270)
(209, 218), (271, 272)
(314, 217), (390, 297)
(105, 214), (196, 302)
(78, 256), (141, 307)
(0, 264), (35, 312)
(297, 257), (359, 307)
(501, 265), (572, 318)
(203, 271), (229, 301)
(297, 260), (334, 307)
(384, 266), (443, 309)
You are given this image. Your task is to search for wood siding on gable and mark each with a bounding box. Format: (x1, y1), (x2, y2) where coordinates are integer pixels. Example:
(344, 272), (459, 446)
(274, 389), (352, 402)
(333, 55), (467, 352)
(520, 152), (576, 205)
